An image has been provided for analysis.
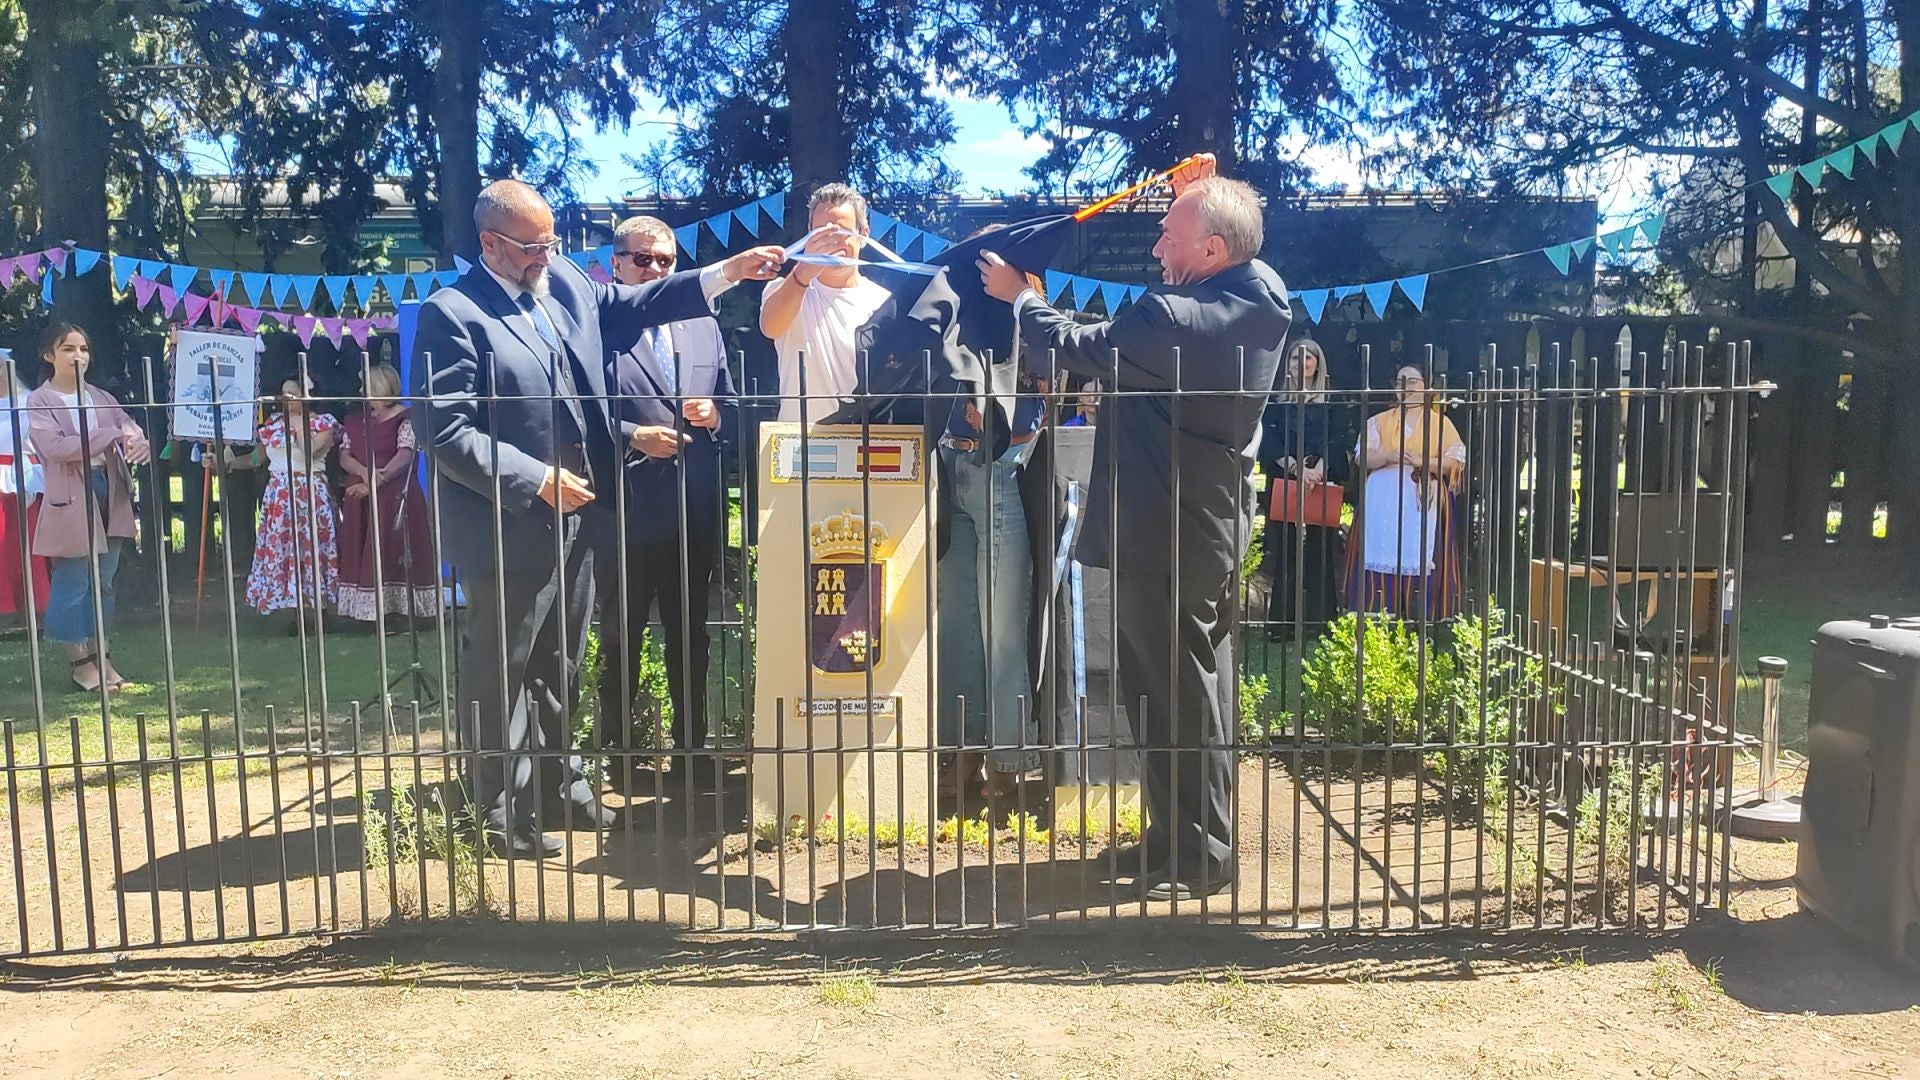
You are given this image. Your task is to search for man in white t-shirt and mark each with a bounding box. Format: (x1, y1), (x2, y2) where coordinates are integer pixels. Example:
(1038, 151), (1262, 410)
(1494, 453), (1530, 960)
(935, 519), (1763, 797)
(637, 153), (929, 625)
(757, 183), (892, 423)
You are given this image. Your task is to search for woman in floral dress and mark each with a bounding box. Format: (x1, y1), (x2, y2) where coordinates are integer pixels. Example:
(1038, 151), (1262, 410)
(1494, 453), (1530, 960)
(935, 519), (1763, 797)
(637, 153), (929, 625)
(246, 377), (339, 626)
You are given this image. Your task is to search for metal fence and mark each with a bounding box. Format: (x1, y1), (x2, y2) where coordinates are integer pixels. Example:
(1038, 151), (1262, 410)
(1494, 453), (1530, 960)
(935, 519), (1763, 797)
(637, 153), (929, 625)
(0, 337), (1757, 955)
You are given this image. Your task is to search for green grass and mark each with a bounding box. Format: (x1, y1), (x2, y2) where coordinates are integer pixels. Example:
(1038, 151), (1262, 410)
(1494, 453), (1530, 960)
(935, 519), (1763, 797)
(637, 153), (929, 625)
(0, 600), (452, 794)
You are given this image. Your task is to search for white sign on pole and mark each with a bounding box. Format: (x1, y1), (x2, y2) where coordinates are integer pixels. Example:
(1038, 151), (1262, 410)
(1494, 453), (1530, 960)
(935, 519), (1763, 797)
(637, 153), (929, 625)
(170, 329), (262, 445)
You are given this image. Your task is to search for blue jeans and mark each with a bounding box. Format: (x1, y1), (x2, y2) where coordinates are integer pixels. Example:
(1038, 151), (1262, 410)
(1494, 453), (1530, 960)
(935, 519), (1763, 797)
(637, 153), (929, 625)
(46, 538), (123, 647)
(937, 442), (1037, 774)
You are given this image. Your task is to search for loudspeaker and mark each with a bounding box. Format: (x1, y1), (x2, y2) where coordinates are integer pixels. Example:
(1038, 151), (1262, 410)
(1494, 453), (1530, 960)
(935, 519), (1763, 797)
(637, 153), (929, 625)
(1796, 615), (1920, 970)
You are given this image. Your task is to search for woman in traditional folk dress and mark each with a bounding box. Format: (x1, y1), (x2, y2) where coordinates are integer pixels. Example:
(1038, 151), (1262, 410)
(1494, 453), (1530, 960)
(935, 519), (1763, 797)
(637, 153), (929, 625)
(336, 363), (439, 625)
(246, 377), (339, 627)
(0, 352), (49, 623)
(1345, 364), (1466, 620)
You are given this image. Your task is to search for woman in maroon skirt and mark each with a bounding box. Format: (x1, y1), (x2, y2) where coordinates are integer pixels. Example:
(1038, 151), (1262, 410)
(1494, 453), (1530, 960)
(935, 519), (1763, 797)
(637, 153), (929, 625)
(336, 363), (439, 627)
(0, 354), (50, 622)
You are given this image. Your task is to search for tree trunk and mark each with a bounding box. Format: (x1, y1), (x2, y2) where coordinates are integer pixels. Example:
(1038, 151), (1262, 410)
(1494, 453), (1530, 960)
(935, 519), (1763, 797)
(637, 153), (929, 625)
(1170, 0), (1239, 172)
(22, 0), (119, 378)
(429, 0), (485, 262)
(783, 0), (850, 226)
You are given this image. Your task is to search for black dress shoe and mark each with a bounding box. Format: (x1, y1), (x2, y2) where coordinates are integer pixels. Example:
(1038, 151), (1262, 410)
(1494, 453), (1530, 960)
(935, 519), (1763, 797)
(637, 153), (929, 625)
(488, 829), (562, 860)
(1142, 859), (1237, 901)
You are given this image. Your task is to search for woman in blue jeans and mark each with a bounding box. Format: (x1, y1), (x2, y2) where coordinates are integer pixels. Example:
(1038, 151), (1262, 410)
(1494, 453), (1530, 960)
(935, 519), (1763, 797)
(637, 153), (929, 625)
(936, 388), (1045, 802)
(27, 323), (150, 693)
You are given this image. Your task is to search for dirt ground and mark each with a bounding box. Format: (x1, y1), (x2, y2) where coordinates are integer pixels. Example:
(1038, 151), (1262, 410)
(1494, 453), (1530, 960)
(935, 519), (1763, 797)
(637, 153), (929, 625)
(2, 828), (1917, 1079)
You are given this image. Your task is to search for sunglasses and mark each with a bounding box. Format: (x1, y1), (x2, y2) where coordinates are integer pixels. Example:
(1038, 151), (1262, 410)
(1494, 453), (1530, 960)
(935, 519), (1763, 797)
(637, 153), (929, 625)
(614, 250), (677, 270)
(486, 231), (562, 258)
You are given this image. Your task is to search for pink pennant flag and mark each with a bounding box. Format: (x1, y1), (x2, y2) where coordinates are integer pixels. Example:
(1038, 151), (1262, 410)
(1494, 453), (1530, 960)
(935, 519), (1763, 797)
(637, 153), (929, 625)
(19, 261), (41, 287)
(44, 248), (67, 273)
(268, 311), (293, 327)
(155, 283), (179, 316)
(0, 257), (16, 287)
(587, 263), (612, 284)
(234, 306), (264, 334)
(370, 315), (398, 330)
(346, 319), (373, 349)
(181, 293), (211, 325)
(132, 275), (157, 309)
(319, 317), (345, 347)
(291, 314), (318, 346)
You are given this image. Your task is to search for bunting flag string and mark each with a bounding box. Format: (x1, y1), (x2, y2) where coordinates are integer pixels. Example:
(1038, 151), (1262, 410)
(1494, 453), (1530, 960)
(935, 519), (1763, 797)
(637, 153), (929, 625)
(8, 109), (1919, 329)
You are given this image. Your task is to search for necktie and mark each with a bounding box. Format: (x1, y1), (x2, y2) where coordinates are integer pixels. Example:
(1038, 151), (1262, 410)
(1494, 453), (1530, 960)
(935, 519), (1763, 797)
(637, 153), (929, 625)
(646, 325), (676, 394)
(517, 291), (560, 349)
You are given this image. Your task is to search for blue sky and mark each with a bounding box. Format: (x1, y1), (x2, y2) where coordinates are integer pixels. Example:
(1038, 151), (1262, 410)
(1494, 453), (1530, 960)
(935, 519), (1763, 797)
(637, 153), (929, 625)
(571, 90), (1052, 200)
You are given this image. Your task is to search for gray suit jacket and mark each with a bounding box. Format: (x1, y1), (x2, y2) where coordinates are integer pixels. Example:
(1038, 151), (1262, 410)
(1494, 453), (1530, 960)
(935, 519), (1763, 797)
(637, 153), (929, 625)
(410, 255), (712, 574)
(1017, 259), (1292, 582)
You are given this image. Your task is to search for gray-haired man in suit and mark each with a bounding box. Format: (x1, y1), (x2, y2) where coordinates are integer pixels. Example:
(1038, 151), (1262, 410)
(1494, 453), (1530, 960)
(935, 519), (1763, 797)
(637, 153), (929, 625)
(979, 158), (1291, 900)
(412, 179), (782, 859)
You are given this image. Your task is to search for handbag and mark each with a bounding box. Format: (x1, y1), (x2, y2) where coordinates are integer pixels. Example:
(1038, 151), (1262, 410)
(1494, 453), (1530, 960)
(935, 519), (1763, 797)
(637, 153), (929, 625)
(1269, 478), (1343, 528)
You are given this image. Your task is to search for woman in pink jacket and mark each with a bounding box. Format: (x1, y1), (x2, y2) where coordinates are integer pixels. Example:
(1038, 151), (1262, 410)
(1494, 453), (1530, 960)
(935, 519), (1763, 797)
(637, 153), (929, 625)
(27, 323), (150, 693)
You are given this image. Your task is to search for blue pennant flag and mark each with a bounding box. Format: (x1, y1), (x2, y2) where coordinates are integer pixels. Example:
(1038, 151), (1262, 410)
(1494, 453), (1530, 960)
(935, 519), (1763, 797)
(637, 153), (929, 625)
(891, 223), (922, 258)
(1858, 133), (1881, 166)
(758, 193), (786, 229)
(1333, 284), (1362, 303)
(410, 271), (436, 299)
(1599, 227), (1635, 258)
(732, 203), (761, 239)
(1128, 285), (1147, 303)
(707, 211), (732, 247)
(1295, 288), (1329, 324)
(1543, 244), (1572, 274)
(1397, 275), (1429, 312)
(1044, 269), (1071, 303)
(72, 249), (102, 278)
(379, 274), (409, 304)
(42, 267), (56, 305)
(1888, 120), (1910, 156)
(591, 245), (614, 274)
(351, 275), (378, 306)
(1637, 214), (1665, 245)
(1361, 280), (1395, 319)
(1796, 161), (1826, 189)
(137, 259), (166, 282)
(111, 256), (137, 289)
(321, 276), (350, 309)
(1076, 276), (1105, 309)
(867, 211), (897, 241)
(239, 272), (269, 306)
(1570, 237), (1594, 259)
(272, 275), (296, 306)
(167, 264), (199, 292)
(672, 224), (699, 258)
(292, 276), (320, 309)
(1764, 173), (1796, 203)
(1099, 281), (1128, 312)
(207, 268), (235, 299)
(435, 270), (459, 287)
(565, 250), (592, 269)
(1827, 145), (1857, 179)
(922, 235), (949, 258)
(453, 255), (472, 275)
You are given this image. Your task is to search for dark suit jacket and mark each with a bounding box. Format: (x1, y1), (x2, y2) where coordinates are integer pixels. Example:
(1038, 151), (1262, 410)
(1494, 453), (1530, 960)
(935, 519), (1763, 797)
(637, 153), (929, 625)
(410, 255), (712, 573)
(604, 315), (737, 546)
(1016, 259), (1292, 582)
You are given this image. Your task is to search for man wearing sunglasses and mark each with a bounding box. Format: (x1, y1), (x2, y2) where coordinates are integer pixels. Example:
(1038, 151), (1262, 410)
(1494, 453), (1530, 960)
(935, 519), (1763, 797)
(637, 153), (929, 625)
(595, 214), (736, 791)
(412, 179), (782, 859)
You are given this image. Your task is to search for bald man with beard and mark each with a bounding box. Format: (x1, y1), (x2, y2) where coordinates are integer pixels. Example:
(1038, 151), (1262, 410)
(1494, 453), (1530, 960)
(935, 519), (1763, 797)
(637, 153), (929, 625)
(412, 179), (783, 859)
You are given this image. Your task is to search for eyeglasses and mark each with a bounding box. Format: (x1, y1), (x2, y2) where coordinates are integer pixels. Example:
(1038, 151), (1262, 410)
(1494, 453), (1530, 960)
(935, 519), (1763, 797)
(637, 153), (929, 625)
(486, 231), (562, 259)
(614, 250), (676, 270)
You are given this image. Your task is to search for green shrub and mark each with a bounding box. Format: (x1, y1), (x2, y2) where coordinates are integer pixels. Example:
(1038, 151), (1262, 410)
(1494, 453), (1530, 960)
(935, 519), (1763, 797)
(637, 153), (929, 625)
(1298, 607), (1542, 811)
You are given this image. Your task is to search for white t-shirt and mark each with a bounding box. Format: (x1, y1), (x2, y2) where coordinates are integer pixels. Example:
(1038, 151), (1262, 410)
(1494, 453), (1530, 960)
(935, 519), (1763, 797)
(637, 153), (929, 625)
(761, 273), (891, 423)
